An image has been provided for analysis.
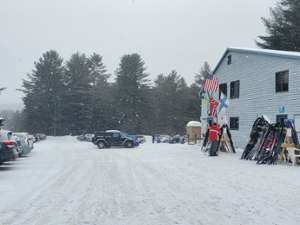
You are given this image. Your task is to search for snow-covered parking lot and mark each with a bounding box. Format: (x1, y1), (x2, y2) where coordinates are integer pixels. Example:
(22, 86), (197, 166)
(0, 136), (299, 225)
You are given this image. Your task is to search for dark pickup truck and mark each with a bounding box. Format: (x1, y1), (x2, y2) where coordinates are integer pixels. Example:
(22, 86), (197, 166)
(92, 130), (137, 149)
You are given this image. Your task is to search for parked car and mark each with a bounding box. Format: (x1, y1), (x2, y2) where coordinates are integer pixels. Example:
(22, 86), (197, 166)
(13, 133), (34, 156)
(77, 133), (95, 142)
(136, 135), (146, 144)
(77, 134), (86, 141)
(0, 130), (18, 163)
(127, 134), (140, 146)
(34, 133), (47, 142)
(159, 135), (172, 143)
(169, 135), (185, 144)
(84, 133), (94, 142)
(92, 130), (138, 149)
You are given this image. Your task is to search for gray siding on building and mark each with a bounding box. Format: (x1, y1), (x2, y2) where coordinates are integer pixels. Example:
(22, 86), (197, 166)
(202, 49), (300, 148)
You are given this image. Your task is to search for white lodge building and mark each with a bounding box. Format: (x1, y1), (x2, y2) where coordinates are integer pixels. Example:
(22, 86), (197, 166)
(202, 47), (300, 148)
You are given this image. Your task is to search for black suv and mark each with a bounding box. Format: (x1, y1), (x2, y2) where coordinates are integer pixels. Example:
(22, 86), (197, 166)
(92, 130), (136, 149)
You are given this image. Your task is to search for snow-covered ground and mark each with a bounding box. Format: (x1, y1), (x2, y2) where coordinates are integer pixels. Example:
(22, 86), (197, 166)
(0, 136), (299, 225)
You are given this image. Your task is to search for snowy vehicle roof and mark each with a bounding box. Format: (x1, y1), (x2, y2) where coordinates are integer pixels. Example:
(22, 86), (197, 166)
(186, 121), (202, 127)
(105, 130), (121, 133)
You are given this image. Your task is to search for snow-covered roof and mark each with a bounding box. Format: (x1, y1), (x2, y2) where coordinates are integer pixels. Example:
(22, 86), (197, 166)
(213, 47), (300, 74)
(186, 121), (201, 127)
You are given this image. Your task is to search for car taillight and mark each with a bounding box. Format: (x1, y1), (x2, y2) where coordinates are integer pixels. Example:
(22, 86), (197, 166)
(3, 140), (15, 148)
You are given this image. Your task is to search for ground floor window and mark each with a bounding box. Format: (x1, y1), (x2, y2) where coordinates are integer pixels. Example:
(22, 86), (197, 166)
(230, 117), (239, 130)
(276, 114), (288, 124)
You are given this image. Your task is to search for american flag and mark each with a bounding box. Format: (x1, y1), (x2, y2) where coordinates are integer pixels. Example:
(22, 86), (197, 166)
(203, 75), (219, 93)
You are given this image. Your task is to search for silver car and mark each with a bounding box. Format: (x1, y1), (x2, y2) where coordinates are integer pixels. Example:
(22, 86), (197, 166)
(13, 133), (34, 156)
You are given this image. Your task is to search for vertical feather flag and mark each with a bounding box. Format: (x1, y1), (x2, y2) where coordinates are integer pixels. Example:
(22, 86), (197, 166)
(218, 92), (229, 125)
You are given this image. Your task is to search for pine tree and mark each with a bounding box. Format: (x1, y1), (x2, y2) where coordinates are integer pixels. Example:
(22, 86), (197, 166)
(0, 110), (25, 132)
(87, 53), (113, 132)
(257, 0), (300, 51)
(62, 53), (92, 135)
(87, 53), (110, 87)
(194, 62), (211, 117)
(153, 70), (191, 134)
(186, 83), (202, 122)
(22, 50), (65, 135)
(195, 61), (211, 88)
(114, 53), (151, 133)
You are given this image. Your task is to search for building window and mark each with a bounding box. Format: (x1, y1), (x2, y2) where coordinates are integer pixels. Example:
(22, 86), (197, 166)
(276, 70), (289, 93)
(230, 117), (239, 130)
(219, 83), (227, 99)
(227, 55), (232, 65)
(276, 114), (288, 124)
(230, 80), (240, 99)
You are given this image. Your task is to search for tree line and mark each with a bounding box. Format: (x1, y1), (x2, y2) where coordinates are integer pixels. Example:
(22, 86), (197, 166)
(3, 0), (299, 135)
(16, 51), (206, 136)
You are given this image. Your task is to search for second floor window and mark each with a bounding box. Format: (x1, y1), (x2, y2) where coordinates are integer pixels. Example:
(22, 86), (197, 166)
(227, 55), (232, 65)
(230, 80), (240, 99)
(276, 70), (289, 93)
(219, 83), (227, 99)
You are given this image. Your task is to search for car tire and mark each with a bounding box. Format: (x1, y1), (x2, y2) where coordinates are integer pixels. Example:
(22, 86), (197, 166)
(97, 141), (106, 149)
(125, 141), (133, 148)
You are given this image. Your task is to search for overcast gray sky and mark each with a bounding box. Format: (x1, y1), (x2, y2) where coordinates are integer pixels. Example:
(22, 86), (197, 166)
(0, 0), (276, 109)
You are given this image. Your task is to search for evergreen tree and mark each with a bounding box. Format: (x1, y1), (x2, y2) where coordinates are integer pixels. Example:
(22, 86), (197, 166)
(22, 50), (65, 135)
(194, 62), (211, 117)
(153, 71), (190, 134)
(195, 61), (211, 88)
(0, 110), (25, 132)
(257, 0), (300, 51)
(87, 53), (110, 87)
(114, 53), (151, 133)
(87, 53), (114, 132)
(62, 53), (92, 135)
(186, 83), (202, 122)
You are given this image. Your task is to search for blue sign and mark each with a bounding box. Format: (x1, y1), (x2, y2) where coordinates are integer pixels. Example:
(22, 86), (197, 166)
(278, 106), (285, 114)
